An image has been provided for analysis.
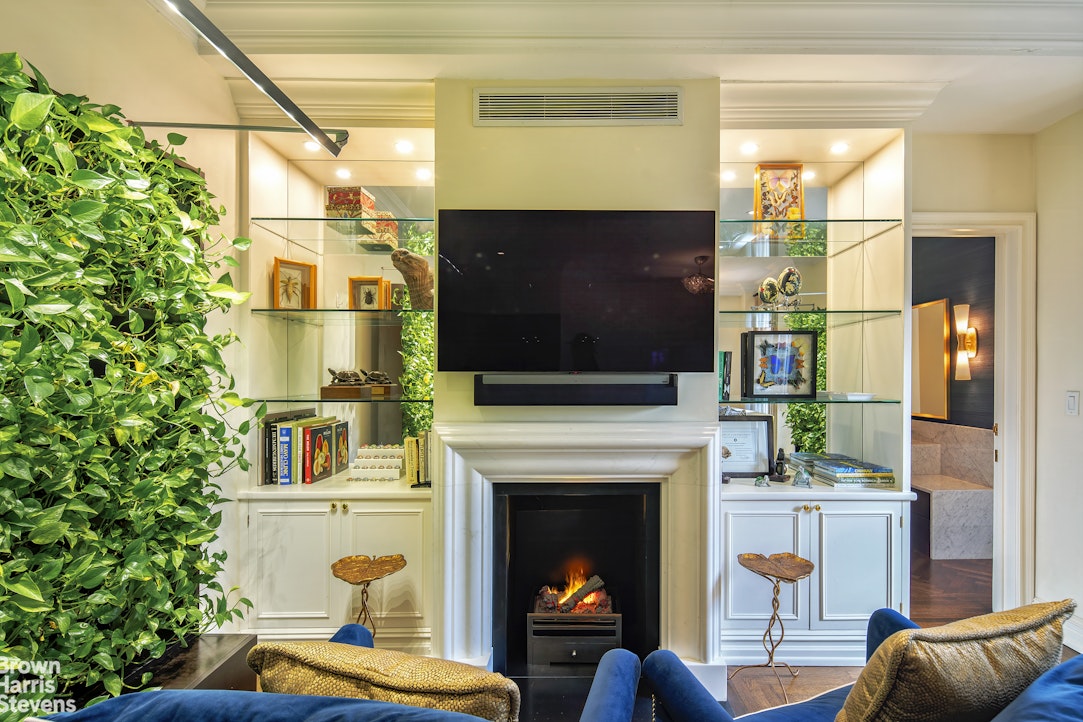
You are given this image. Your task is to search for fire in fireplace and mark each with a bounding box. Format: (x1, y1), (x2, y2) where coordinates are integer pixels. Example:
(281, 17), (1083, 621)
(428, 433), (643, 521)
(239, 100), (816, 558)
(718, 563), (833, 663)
(527, 564), (622, 676)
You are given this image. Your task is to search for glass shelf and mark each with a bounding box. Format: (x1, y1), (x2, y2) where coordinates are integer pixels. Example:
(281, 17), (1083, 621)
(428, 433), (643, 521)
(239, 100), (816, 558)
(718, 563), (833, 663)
(250, 216), (435, 254)
(251, 308), (432, 326)
(255, 394), (433, 405)
(718, 218), (902, 254)
(717, 309), (900, 329)
(723, 392), (901, 405)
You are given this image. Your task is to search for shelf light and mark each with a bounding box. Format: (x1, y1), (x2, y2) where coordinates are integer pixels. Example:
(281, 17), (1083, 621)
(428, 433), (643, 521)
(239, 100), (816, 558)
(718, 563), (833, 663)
(739, 142), (760, 156)
(335, 168), (352, 179)
(163, 0), (346, 157)
(303, 140), (321, 152)
(416, 167), (433, 181)
(721, 170), (737, 182)
(829, 141), (850, 155)
(395, 139), (415, 154)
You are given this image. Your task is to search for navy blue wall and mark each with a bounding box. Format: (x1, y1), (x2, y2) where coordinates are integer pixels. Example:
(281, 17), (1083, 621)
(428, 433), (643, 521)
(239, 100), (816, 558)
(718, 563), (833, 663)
(912, 236), (995, 429)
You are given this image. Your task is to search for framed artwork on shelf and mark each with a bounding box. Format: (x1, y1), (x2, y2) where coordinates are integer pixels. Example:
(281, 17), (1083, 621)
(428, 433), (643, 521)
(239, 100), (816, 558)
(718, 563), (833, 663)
(272, 257), (317, 310)
(754, 163), (804, 240)
(349, 276), (383, 310)
(718, 414), (774, 478)
(741, 330), (818, 399)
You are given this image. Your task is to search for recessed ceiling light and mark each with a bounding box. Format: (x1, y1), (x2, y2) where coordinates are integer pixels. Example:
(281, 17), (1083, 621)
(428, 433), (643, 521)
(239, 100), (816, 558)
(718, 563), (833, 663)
(335, 168), (352, 179)
(739, 142), (759, 155)
(395, 139), (415, 154)
(830, 142), (850, 155)
(721, 170), (737, 182)
(802, 170), (816, 180)
(303, 140), (320, 152)
(415, 167), (433, 181)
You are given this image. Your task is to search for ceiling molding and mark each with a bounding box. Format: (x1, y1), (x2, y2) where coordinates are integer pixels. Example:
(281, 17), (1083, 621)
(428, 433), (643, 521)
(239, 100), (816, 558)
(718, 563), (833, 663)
(225, 77), (435, 127)
(719, 81), (947, 127)
(199, 1), (1083, 58)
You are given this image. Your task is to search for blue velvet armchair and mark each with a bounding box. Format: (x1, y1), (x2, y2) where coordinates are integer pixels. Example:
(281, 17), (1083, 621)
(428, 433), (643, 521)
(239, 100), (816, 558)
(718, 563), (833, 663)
(643, 605), (1083, 722)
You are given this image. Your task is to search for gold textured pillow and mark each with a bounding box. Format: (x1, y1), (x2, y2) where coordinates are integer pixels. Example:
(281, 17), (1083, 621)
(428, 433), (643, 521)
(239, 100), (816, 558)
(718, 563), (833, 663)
(837, 599), (1076, 722)
(247, 641), (521, 722)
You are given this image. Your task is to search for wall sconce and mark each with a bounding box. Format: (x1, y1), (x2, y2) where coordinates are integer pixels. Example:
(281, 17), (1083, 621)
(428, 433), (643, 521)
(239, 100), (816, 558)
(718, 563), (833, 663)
(953, 304), (978, 381)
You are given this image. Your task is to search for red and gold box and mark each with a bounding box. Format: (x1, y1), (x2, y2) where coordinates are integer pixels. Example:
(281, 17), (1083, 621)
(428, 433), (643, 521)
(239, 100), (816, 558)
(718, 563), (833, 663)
(325, 185), (377, 233)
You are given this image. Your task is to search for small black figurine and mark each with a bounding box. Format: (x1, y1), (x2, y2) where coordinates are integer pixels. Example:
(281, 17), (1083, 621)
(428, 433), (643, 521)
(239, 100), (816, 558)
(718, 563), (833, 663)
(775, 448), (786, 477)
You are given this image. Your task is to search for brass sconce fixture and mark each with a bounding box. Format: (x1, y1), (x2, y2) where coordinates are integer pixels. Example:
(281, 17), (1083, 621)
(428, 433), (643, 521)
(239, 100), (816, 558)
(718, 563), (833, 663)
(953, 304), (978, 381)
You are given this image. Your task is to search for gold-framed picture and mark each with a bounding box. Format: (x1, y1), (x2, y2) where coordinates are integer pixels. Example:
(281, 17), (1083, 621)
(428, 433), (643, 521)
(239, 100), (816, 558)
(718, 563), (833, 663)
(272, 257), (317, 309)
(754, 163), (805, 240)
(349, 276), (384, 310)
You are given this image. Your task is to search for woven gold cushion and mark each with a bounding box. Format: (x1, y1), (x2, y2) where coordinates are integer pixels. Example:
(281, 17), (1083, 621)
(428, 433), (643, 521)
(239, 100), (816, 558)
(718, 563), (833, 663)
(247, 641), (521, 722)
(837, 599), (1076, 722)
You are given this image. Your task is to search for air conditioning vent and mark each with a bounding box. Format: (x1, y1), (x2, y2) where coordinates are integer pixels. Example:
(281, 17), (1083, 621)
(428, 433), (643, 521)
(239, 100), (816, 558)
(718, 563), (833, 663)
(474, 87), (682, 126)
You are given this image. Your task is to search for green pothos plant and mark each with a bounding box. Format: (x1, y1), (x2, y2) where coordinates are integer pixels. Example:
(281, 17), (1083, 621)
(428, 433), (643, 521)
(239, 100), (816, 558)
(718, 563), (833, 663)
(0, 52), (256, 708)
(783, 222), (827, 454)
(397, 224), (434, 439)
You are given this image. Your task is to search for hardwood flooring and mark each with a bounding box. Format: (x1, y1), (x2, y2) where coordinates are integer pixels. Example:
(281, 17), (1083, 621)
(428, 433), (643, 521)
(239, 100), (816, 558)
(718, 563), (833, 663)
(723, 548), (994, 716)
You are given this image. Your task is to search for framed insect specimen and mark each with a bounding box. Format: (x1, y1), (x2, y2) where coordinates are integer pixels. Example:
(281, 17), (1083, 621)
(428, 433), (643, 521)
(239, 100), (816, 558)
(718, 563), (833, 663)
(272, 257), (317, 310)
(349, 276), (384, 310)
(741, 330), (818, 399)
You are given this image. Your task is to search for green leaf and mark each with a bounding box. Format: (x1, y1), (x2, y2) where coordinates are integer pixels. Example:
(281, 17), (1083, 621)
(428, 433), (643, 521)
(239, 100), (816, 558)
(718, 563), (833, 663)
(26, 301), (74, 315)
(3, 575), (44, 602)
(52, 141), (77, 173)
(10, 594), (52, 613)
(102, 672), (122, 697)
(231, 236), (253, 251)
(24, 376), (55, 403)
(70, 169), (115, 190)
(206, 284), (250, 303)
(166, 132), (188, 146)
(30, 521), (69, 545)
(69, 199), (107, 222)
(75, 564), (111, 590)
(10, 92), (54, 130)
(3, 280), (26, 311)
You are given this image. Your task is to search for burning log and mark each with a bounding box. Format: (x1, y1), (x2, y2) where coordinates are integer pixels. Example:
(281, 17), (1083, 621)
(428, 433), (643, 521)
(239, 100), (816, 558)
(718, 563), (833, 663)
(559, 574), (605, 613)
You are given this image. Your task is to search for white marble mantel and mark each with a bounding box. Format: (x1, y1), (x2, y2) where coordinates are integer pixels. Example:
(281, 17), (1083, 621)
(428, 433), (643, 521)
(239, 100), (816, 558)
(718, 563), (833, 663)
(431, 421), (728, 696)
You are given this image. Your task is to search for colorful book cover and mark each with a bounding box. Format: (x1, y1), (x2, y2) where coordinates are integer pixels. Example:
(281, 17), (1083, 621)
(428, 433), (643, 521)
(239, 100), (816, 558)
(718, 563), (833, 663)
(303, 422), (335, 484)
(291, 416), (336, 483)
(333, 420), (350, 476)
(813, 459), (893, 475)
(277, 424), (294, 485)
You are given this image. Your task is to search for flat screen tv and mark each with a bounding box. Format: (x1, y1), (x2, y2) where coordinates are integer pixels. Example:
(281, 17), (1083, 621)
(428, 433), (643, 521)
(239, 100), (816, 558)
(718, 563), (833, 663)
(437, 209), (716, 373)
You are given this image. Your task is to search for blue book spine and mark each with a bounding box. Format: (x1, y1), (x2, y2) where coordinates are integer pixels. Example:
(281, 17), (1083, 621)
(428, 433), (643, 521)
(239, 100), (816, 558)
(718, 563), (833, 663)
(278, 425), (293, 485)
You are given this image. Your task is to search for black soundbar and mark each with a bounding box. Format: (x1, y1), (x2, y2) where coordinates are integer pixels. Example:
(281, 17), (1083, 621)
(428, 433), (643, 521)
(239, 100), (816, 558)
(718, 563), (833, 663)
(473, 374), (679, 406)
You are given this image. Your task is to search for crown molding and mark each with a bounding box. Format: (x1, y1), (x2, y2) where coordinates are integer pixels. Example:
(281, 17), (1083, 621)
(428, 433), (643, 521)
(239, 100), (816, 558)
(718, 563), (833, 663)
(226, 77), (435, 126)
(719, 81), (947, 127)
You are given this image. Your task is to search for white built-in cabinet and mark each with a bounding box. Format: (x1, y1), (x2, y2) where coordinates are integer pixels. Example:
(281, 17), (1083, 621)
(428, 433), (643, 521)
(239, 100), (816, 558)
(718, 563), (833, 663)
(239, 482), (432, 652)
(719, 491), (908, 664)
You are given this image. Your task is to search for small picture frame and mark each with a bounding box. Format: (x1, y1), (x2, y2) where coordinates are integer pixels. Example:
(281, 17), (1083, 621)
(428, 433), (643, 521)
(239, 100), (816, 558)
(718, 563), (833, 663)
(754, 163), (805, 240)
(742, 330), (818, 399)
(272, 257), (317, 309)
(349, 276), (383, 310)
(718, 414), (774, 478)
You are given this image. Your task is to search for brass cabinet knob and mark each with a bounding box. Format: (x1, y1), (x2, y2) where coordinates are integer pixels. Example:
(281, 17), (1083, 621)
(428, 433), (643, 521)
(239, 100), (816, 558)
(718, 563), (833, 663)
(802, 504), (811, 512)
(342, 502), (349, 512)
(331, 502), (338, 511)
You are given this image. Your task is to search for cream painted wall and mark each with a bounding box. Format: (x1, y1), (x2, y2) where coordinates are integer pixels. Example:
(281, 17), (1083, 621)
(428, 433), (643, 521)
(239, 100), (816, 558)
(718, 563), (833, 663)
(1033, 110), (1083, 621)
(433, 78), (720, 423)
(911, 135), (1035, 213)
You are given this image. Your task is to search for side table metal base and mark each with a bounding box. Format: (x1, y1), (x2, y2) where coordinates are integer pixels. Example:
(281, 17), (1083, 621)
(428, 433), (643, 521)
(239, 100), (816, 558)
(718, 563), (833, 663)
(727, 576), (799, 702)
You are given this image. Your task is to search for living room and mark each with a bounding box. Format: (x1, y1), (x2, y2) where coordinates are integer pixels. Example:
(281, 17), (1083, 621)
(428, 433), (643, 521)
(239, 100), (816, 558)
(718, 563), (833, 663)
(1, 1), (1081, 720)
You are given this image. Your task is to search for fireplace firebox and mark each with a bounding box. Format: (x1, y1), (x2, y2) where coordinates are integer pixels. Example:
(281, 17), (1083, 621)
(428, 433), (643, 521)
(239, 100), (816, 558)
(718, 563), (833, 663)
(493, 483), (660, 676)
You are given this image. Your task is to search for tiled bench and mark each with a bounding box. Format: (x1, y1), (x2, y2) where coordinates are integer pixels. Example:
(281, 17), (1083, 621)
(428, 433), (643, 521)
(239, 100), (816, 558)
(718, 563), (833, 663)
(911, 474), (993, 560)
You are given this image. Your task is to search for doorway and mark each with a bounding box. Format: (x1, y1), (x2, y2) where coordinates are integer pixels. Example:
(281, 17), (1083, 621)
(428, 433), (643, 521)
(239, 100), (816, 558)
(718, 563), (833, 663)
(911, 212), (1037, 614)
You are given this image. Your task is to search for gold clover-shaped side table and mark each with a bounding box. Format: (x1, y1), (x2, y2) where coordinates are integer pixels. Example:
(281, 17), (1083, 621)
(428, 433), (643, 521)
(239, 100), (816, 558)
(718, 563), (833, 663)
(331, 554), (406, 639)
(727, 552), (815, 702)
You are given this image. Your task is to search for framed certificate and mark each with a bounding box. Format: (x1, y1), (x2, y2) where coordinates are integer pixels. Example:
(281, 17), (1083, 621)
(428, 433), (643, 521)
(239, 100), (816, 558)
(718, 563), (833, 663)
(718, 414), (774, 478)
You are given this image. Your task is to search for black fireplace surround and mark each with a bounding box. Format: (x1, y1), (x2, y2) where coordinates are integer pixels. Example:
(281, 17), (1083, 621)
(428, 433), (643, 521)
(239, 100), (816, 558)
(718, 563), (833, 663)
(492, 482), (660, 675)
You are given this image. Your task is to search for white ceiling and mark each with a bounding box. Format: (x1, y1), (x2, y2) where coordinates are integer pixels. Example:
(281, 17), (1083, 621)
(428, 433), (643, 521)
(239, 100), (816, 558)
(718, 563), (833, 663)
(147, 0), (1083, 184)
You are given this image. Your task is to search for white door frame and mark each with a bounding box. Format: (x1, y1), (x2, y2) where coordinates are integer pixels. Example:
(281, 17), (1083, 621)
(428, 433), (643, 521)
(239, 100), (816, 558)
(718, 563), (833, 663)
(911, 212), (1036, 611)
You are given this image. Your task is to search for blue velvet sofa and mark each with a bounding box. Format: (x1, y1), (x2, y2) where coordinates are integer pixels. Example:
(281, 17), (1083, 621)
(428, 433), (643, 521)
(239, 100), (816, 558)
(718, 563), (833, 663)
(38, 629), (641, 722)
(643, 602), (1083, 722)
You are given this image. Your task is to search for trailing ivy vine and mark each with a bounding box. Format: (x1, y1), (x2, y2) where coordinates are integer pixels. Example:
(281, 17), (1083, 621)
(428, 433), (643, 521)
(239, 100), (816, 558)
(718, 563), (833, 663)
(0, 52), (255, 709)
(398, 224), (434, 439)
(784, 223), (827, 454)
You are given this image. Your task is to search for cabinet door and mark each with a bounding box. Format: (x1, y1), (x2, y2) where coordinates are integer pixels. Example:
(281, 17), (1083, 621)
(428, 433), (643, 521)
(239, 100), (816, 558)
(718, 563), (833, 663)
(809, 501), (902, 630)
(723, 502), (810, 630)
(248, 501), (338, 630)
(339, 500), (432, 652)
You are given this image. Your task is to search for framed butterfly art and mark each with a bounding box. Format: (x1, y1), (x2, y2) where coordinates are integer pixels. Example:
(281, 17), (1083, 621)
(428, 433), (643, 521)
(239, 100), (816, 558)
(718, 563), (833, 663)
(741, 330), (818, 399)
(753, 163), (805, 240)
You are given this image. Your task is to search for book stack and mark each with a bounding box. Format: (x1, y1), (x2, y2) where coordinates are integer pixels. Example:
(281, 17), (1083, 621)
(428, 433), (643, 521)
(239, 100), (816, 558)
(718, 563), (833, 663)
(788, 452), (856, 474)
(259, 409), (348, 485)
(351, 444), (404, 481)
(810, 458), (896, 487)
(403, 430), (432, 488)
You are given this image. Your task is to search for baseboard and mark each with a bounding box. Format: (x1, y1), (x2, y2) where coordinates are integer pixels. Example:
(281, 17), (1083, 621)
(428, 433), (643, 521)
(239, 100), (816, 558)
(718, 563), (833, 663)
(474, 373), (679, 406)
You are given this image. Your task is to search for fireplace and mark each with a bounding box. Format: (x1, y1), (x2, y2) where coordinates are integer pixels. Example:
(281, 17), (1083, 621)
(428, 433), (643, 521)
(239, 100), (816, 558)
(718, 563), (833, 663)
(431, 421), (728, 698)
(493, 483), (659, 675)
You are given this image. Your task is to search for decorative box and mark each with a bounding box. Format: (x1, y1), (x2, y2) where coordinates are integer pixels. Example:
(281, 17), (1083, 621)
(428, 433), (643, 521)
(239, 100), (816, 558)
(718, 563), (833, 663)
(325, 185), (377, 234)
(320, 385), (373, 400)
